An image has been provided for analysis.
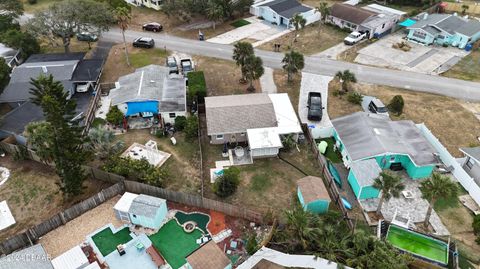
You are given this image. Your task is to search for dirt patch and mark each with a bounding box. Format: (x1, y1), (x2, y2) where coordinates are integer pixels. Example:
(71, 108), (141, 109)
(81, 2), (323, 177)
(273, 69), (301, 111)
(327, 79), (363, 119)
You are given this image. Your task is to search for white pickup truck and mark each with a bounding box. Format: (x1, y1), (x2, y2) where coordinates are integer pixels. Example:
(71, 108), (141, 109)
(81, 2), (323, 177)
(344, 31), (367, 45)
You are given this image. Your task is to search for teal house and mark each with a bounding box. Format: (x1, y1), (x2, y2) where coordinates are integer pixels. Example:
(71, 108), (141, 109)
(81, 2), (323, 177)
(186, 241), (232, 269)
(332, 112), (438, 200)
(114, 192), (168, 230)
(406, 13), (480, 49)
(297, 176), (331, 213)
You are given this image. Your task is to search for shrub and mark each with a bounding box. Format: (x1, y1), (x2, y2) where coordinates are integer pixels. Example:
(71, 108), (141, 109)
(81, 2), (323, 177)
(103, 156), (168, 187)
(246, 234), (258, 255)
(281, 134), (296, 151)
(106, 106), (124, 126)
(388, 95), (405, 116)
(28, 0), (37, 4)
(174, 116), (187, 131)
(91, 117), (106, 128)
(184, 116), (199, 140)
(187, 71), (207, 104)
(347, 91), (363, 105)
(213, 167), (240, 198)
(473, 215), (480, 235)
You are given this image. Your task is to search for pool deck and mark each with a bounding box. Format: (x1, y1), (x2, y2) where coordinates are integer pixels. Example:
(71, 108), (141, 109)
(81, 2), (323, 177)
(104, 234), (158, 269)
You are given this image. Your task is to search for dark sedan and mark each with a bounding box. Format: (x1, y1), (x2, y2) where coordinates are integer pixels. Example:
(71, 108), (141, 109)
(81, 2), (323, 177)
(77, 32), (98, 42)
(307, 92), (323, 121)
(142, 22), (163, 32)
(133, 37), (155, 48)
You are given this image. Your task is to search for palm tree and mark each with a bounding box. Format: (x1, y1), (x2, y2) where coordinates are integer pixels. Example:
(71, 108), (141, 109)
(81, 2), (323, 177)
(334, 70), (357, 93)
(242, 55), (264, 92)
(87, 126), (125, 159)
(419, 173), (458, 228)
(206, 1), (224, 31)
(315, 2), (330, 26)
(373, 171), (405, 216)
(232, 41), (254, 82)
(282, 50), (304, 82)
(284, 205), (321, 250)
(115, 7), (131, 66)
(290, 13), (306, 43)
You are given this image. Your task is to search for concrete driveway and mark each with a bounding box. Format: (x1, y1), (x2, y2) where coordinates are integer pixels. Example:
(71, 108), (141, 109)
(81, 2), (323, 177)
(207, 17), (289, 45)
(355, 33), (469, 74)
(299, 72), (333, 138)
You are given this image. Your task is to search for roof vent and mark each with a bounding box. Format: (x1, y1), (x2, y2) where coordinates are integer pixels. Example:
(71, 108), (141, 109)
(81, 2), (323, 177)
(453, 12), (457, 16)
(42, 66), (48, 74)
(423, 13), (428, 20)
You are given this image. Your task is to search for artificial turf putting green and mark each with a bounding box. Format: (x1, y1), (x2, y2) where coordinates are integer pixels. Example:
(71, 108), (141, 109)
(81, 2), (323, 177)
(316, 138), (342, 163)
(230, 19), (251, 28)
(386, 225), (448, 264)
(149, 220), (203, 269)
(175, 211), (210, 233)
(91, 227), (133, 256)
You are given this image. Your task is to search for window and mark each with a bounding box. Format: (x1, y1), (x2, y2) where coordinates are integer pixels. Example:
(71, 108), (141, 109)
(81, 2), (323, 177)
(466, 157), (475, 169)
(169, 113), (176, 118)
(413, 30), (426, 39)
(240, 133), (246, 136)
(390, 156), (395, 162)
(216, 134), (224, 140)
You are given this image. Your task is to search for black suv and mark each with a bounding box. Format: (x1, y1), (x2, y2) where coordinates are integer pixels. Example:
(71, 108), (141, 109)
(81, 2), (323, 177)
(133, 37), (155, 48)
(142, 22), (163, 32)
(307, 92), (323, 121)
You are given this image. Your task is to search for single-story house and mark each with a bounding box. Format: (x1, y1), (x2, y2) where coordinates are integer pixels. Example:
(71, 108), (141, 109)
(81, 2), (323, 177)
(459, 147), (480, 187)
(347, 159), (382, 200)
(250, 0), (319, 27)
(331, 112), (438, 180)
(0, 244), (54, 269)
(124, 0), (162, 10)
(113, 192), (168, 230)
(51, 245), (89, 269)
(328, 3), (404, 38)
(205, 93), (301, 158)
(407, 13), (480, 49)
(109, 65), (186, 125)
(186, 241), (232, 269)
(297, 176), (331, 214)
(0, 43), (21, 68)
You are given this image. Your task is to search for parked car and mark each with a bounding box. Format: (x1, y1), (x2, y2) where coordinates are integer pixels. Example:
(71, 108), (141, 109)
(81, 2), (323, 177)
(180, 58), (194, 75)
(133, 37), (155, 48)
(77, 32), (98, 42)
(307, 92), (323, 121)
(344, 31), (367, 45)
(166, 56), (178, 74)
(75, 82), (93, 93)
(142, 22), (163, 32)
(362, 96), (389, 117)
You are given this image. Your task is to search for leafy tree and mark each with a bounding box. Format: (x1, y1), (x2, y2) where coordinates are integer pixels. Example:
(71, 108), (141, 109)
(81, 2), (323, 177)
(0, 14), (20, 34)
(27, 0), (114, 53)
(206, 0), (223, 30)
(419, 173), (458, 228)
(0, 0), (24, 18)
(103, 156), (168, 187)
(282, 50), (304, 82)
(184, 115), (199, 139)
(346, 91), (363, 105)
(373, 171), (405, 216)
(106, 106), (124, 126)
(174, 116), (187, 131)
(388, 95), (404, 116)
(29, 75), (90, 196)
(87, 126), (125, 160)
(335, 70), (357, 93)
(115, 7), (131, 66)
(242, 55), (264, 92)
(233, 42), (254, 81)
(0, 58), (11, 96)
(0, 29), (40, 59)
(213, 167), (240, 197)
(25, 121), (54, 163)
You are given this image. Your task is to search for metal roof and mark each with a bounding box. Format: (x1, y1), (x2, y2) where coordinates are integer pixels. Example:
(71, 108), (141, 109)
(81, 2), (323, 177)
(51, 245), (89, 269)
(350, 159), (382, 187)
(332, 112), (438, 166)
(460, 147), (480, 163)
(128, 194), (166, 219)
(0, 244), (54, 269)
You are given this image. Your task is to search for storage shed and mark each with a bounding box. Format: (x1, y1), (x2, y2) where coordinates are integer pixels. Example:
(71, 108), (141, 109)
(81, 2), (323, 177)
(113, 192), (168, 230)
(347, 159), (382, 200)
(297, 176), (331, 214)
(114, 192), (139, 222)
(186, 241), (232, 269)
(247, 127), (283, 158)
(52, 245), (89, 269)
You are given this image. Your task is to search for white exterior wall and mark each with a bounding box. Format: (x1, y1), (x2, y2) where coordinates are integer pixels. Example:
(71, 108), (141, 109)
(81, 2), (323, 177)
(252, 147), (280, 158)
(303, 9), (321, 26)
(327, 16), (359, 31)
(161, 110), (186, 124)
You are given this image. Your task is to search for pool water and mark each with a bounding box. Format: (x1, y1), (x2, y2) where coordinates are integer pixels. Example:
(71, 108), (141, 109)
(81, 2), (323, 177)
(175, 211), (210, 234)
(386, 225), (448, 265)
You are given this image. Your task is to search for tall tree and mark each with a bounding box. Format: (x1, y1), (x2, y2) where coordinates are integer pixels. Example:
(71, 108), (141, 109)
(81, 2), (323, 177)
(115, 7), (131, 66)
(242, 55), (264, 92)
(290, 13), (306, 43)
(206, 0), (224, 31)
(419, 173), (458, 228)
(373, 171), (405, 215)
(284, 205), (321, 251)
(29, 75), (90, 196)
(334, 70), (357, 93)
(87, 126), (125, 160)
(27, 0), (114, 53)
(0, 58), (11, 96)
(282, 50), (304, 82)
(0, 0), (23, 18)
(0, 29), (40, 59)
(232, 41), (254, 81)
(315, 2), (330, 29)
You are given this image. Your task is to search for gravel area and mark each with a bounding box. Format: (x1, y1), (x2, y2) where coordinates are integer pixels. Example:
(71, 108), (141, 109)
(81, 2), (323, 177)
(39, 196), (124, 258)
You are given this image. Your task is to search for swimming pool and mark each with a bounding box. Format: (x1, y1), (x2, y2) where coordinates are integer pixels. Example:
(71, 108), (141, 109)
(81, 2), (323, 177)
(175, 211), (210, 234)
(386, 225), (449, 265)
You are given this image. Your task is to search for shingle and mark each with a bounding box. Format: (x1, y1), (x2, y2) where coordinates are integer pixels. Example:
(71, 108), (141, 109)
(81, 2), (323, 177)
(261, 0), (312, 19)
(350, 159), (382, 187)
(297, 176), (330, 204)
(186, 241), (230, 269)
(436, 15), (467, 34)
(128, 194), (166, 219)
(0, 244), (54, 269)
(457, 20), (480, 36)
(0, 101), (44, 135)
(329, 3), (377, 25)
(25, 52), (85, 63)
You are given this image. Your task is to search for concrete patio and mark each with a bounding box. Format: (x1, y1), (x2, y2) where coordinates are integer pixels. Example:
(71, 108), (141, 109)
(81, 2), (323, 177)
(360, 175), (450, 236)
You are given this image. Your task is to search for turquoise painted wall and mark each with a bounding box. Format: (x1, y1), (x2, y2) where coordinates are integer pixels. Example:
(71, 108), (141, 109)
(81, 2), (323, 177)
(407, 29), (435, 44)
(347, 170), (361, 198)
(374, 154), (434, 179)
(470, 31), (480, 45)
(359, 186), (380, 200)
(297, 187), (329, 214)
(130, 202), (168, 229)
(297, 187), (306, 208)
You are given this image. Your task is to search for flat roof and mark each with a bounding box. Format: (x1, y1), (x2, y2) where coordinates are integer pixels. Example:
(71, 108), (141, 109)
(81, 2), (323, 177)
(268, 93), (302, 135)
(51, 245), (89, 269)
(247, 127), (283, 150)
(350, 159), (382, 187)
(0, 200), (15, 231)
(363, 4), (406, 16)
(113, 192), (138, 213)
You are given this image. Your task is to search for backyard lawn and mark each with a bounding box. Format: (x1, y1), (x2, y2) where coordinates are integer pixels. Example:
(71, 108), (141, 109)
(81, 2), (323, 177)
(149, 220), (203, 269)
(91, 227), (133, 257)
(442, 49), (480, 82)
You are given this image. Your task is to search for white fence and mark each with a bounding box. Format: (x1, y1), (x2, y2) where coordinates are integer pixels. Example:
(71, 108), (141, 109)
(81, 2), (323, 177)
(308, 125), (334, 139)
(417, 123), (480, 206)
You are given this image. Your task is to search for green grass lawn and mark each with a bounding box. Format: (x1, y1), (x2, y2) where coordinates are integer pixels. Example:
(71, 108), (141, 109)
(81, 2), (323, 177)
(316, 138), (342, 163)
(130, 48), (169, 68)
(250, 173), (272, 192)
(149, 220), (203, 269)
(230, 19), (251, 28)
(443, 49), (480, 82)
(91, 227), (133, 257)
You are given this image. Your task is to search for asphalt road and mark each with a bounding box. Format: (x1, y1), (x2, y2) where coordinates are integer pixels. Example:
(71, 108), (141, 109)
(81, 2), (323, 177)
(102, 29), (480, 101)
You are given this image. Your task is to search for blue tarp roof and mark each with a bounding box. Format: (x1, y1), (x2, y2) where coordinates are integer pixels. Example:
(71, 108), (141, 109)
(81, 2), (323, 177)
(126, 101), (158, 116)
(399, 18), (416, 27)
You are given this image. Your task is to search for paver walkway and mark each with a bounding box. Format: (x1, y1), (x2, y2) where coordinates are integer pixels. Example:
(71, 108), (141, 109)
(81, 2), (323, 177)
(260, 67), (277, 93)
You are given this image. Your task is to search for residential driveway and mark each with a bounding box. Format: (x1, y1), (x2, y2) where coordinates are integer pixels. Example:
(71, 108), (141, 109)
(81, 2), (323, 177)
(298, 72), (333, 138)
(260, 67), (277, 93)
(354, 33), (469, 75)
(207, 17), (289, 45)
(313, 42), (351, 59)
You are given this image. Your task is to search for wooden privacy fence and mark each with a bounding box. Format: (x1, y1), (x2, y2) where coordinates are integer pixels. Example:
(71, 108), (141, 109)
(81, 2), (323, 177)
(302, 124), (354, 230)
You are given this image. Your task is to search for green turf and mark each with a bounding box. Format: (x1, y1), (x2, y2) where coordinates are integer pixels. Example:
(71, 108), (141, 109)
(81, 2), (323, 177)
(230, 19), (251, 28)
(316, 138), (342, 163)
(386, 225), (448, 264)
(149, 220), (203, 269)
(91, 227), (133, 256)
(175, 211), (210, 234)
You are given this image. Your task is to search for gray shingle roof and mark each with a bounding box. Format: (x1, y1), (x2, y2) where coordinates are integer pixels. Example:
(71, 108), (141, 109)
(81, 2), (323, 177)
(109, 65), (186, 113)
(0, 101), (44, 135)
(350, 159), (382, 187)
(460, 147), (480, 163)
(261, 0), (312, 19)
(408, 14), (480, 37)
(128, 194), (166, 219)
(436, 15), (468, 34)
(205, 94), (277, 135)
(332, 112), (438, 166)
(329, 3), (377, 25)
(408, 14), (450, 29)
(457, 20), (480, 36)
(0, 244), (53, 269)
